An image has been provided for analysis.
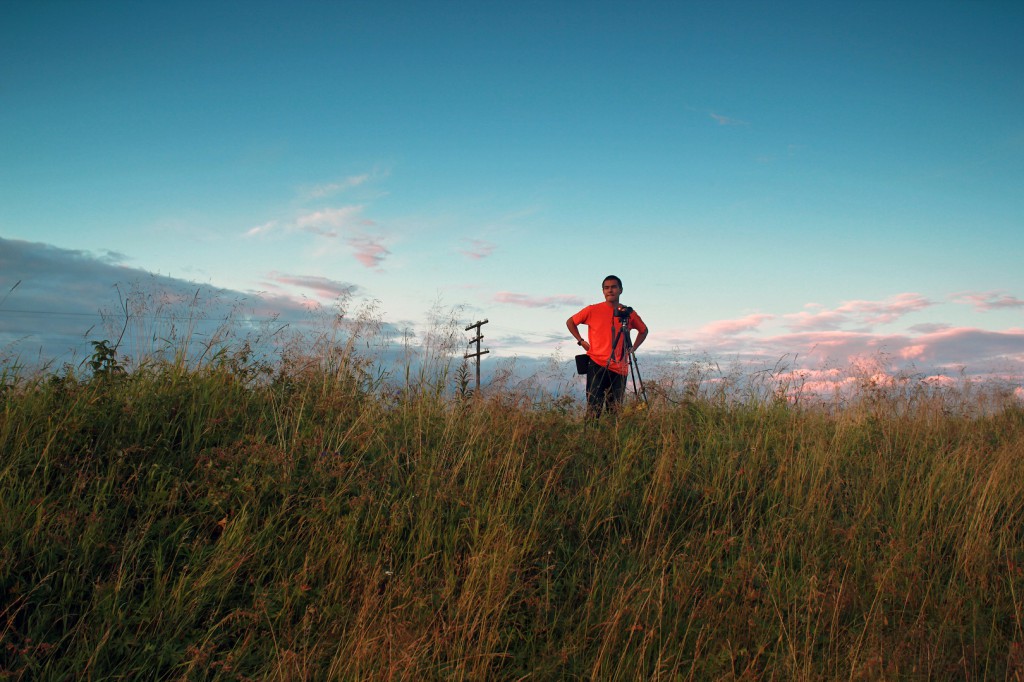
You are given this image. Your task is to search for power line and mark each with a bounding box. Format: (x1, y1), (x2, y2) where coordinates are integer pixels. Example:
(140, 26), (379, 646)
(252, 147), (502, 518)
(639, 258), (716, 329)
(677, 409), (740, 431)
(0, 308), (102, 318)
(0, 308), (295, 323)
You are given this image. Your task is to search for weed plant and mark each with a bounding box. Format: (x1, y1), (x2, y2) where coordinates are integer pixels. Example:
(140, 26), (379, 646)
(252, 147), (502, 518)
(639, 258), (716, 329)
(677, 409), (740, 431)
(1, 332), (1023, 680)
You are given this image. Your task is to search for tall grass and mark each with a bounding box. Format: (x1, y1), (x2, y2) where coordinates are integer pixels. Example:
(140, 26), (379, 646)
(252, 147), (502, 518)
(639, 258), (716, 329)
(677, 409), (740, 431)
(1, 334), (1022, 680)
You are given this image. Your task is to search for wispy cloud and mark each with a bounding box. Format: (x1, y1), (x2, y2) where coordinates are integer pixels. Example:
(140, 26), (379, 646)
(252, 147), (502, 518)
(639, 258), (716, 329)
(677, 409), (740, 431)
(710, 112), (749, 126)
(494, 292), (584, 309)
(951, 291), (1024, 311)
(303, 174), (371, 199)
(243, 171), (402, 270)
(698, 313), (774, 336)
(246, 221), (279, 237)
(245, 205), (372, 239)
(245, 202), (390, 269)
(347, 234), (390, 270)
(263, 272), (357, 299)
(459, 238), (496, 260)
(295, 206), (372, 237)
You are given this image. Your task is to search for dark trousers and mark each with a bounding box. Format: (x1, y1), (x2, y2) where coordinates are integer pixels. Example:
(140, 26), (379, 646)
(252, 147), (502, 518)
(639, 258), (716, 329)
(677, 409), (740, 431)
(586, 359), (627, 417)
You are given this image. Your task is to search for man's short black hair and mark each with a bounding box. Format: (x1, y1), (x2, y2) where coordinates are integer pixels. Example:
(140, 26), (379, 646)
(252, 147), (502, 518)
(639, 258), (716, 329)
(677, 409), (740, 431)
(603, 275), (623, 288)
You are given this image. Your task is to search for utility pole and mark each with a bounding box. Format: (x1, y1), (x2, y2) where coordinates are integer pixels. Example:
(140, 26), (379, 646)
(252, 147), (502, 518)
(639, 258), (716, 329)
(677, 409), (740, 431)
(464, 319), (489, 391)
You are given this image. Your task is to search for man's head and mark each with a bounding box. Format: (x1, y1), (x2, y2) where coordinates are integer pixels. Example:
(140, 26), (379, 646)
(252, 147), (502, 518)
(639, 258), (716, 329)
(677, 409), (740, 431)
(602, 275), (623, 305)
(603, 275), (622, 289)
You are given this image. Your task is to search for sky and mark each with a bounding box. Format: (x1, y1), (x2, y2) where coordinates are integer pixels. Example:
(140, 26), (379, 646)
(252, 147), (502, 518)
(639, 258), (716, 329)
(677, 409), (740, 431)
(2, 0), (1023, 395)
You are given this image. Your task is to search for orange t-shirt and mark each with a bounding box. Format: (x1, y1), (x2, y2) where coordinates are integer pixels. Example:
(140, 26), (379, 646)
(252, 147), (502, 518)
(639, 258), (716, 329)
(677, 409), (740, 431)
(571, 303), (647, 375)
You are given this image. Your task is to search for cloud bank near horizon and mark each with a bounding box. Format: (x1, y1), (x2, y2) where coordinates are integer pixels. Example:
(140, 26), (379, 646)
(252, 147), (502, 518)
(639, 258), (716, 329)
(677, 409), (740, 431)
(2, 238), (1022, 389)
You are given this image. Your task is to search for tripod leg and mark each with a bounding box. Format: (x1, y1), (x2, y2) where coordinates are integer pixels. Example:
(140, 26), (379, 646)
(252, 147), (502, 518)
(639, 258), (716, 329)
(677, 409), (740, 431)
(628, 348), (649, 406)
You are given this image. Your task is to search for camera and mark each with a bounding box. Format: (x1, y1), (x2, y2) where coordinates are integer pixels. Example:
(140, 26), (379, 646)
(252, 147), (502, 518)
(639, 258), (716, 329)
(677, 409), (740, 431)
(615, 305), (634, 320)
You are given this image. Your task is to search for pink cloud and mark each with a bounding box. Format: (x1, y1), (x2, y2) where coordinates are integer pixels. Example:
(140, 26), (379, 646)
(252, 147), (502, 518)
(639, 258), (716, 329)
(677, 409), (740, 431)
(699, 313), (774, 336)
(638, 288), (1024, 390)
(264, 272), (356, 299)
(494, 292), (584, 309)
(783, 310), (848, 332)
(952, 291), (1024, 311)
(835, 293), (933, 324)
(726, 327), (1024, 375)
(459, 238), (496, 260)
(346, 234), (390, 269)
(783, 293), (933, 331)
(899, 344), (927, 360)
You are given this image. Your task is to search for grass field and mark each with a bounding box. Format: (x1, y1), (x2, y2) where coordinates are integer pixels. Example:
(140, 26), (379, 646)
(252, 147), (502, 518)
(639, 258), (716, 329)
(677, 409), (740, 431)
(2, 334), (1023, 680)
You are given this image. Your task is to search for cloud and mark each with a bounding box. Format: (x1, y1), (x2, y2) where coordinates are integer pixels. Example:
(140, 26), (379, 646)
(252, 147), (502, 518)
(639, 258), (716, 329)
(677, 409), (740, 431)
(5, 238), (1023, 392)
(908, 322), (952, 334)
(898, 344), (927, 360)
(459, 238), (496, 260)
(698, 313), (774, 336)
(301, 168), (390, 200)
(295, 206), (371, 237)
(951, 291), (1024, 311)
(663, 326), (1024, 376)
(783, 309), (848, 332)
(783, 293), (933, 331)
(0, 238), (234, 361)
(834, 293), (933, 324)
(245, 203), (391, 269)
(347, 234), (390, 270)
(304, 174), (371, 199)
(98, 249), (130, 265)
(494, 292), (584, 309)
(0, 237), (397, 367)
(245, 206), (373, 239)
(245, 171), (397, 269)
(710, 112), (749, 126)
(263, 272), (357, 300)
(246, 220), (279, 237)
(912, 326), (1024, 366)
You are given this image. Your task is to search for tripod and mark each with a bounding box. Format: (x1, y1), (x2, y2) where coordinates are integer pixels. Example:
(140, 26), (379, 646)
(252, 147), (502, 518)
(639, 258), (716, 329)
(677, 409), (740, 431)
(608, 310), (649, 407)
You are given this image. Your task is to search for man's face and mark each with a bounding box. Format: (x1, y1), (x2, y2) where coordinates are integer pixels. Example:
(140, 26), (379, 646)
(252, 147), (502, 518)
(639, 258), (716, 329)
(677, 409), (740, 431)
(602, 279), (622, 304)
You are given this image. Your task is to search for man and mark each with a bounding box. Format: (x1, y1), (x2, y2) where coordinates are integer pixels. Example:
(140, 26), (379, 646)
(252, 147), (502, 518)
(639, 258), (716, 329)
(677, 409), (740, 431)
(566, 275), (648, 417)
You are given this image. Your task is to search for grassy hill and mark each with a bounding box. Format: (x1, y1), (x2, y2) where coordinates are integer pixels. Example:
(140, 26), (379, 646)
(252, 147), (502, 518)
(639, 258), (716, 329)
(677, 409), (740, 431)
(2, 345), (1023, 679)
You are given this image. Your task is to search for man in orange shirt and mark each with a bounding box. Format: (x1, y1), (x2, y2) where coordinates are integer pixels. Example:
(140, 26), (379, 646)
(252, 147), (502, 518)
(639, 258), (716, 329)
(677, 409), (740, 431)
(566, 275), (648, 417)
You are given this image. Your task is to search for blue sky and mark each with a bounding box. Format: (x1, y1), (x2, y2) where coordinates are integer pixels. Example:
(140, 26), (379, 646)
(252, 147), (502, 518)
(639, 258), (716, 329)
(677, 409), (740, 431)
(2, 0), (1023, 392)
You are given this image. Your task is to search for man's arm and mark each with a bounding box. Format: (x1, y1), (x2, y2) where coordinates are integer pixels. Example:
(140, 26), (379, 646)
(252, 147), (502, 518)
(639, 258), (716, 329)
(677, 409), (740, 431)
(566, 317), (591, 351)
(632, 327), (648, 351)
